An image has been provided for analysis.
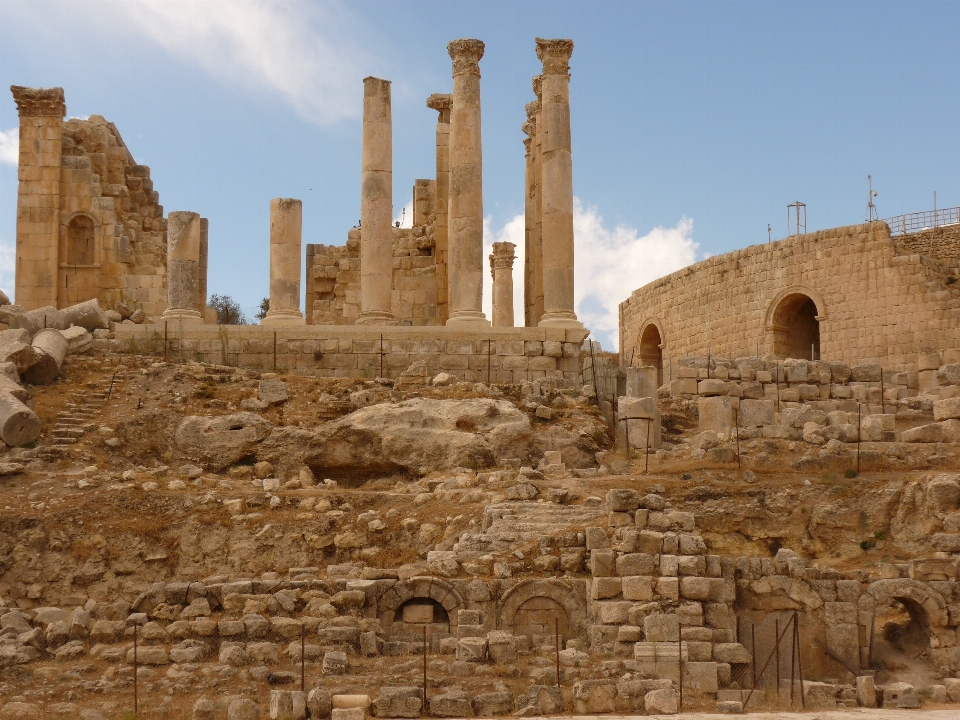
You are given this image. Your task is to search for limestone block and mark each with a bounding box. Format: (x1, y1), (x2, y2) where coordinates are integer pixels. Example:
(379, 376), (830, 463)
(591, 549), (615, 577)
(227, 699), (260, 720)
(470, 692), (513, 717)
(670, 378), (697, 396)
(712, 643), (751, 664)
(456, 636), (487, 662)
(680, 577), (711, 601)
(645, 613), (679, 642)
(739, 398), (774, 427)
(61, 299), (110, 331)
(934, 397), (960, 421)
(626, 365), (658, 398)
(698, 396), (735, 433)
(941, 419), (960, 443)
(595, 601), (631, 625)
(856, 675), (877, 708)
(698, 379), (728, 396)
(644, 688), (677, 715)
(592, 577), (622, 599)
(618, 396), (656, 420)
(617, 553), (654, 576)
(919, 370), (940, 393)
(685, 661), (719, 692)
(622, 576), (654, 601)
(902, 423), (942, 443)
(0, 393), (40, 447)
(938, 363), (960, 385)
(372, 688), (422, 718)
(487, 631), (517, 663)
(607, 488), (640, 511)
(573, 679), (617, 714)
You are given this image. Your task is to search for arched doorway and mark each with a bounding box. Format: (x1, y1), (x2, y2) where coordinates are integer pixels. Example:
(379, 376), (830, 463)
(512, 596), (571, 648)
(391, 598), (451, 644)
(769, 293), (820, 360)
(635, 323), (664, 386)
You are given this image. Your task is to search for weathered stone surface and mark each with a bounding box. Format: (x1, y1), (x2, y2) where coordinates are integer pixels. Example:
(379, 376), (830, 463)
(314, 398), (532, 474)
(175, 412), (272, 470)
(471, 692), (513, 717)
(259, 380), (289, 406)
(227, 698), (260, 720)
(644, 687), (677, 714)
(61, 299), (110, 331)
(372, 687), (422, 718)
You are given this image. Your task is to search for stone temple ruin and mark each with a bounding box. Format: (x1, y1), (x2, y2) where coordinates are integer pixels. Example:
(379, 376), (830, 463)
(2, 34), (960, 720)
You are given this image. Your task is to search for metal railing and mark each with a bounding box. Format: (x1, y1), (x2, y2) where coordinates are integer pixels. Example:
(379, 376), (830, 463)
(883, 207), (960, 236)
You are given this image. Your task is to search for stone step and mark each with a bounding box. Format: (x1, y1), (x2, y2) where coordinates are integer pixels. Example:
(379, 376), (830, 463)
(50, 438), (78, 445)
(52, 428), (85, 439)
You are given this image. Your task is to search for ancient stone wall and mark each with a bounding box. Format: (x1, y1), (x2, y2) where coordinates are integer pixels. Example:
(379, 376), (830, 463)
(112, 325), (588, 383)
(12, 87), (169, 317)
(620, 221), (960, 371)
(896, 224), (960, 268)
(306, 221), (439, 327)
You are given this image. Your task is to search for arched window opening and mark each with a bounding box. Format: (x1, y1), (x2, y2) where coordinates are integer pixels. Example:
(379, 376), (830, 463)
(66, 215), (95, 266)
(771, 294), (820, 360)
(390, 598), (450, 643)
(636, 323), (663, 386)
(511, 596), (571, 649)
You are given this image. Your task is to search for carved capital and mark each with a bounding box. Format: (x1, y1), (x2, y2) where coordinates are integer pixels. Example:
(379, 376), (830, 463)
(490, 241), (516, 270)
(525, 101), (539, 120)
(10, 85), (65, 118)
(535, 38), (574, 75)
(532, 75), (542, 100)
(426, 93), (453, 111)
(523, 136), (532, 154)
(447, 39), (485, 76)
(521, 119), (536, 139)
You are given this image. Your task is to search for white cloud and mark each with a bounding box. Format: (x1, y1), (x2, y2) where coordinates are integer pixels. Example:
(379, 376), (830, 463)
(8, 0), (368, 126)
(0, 129), (18, 166)
(483, 199), (698, 351)
(0, 243), (15, 302)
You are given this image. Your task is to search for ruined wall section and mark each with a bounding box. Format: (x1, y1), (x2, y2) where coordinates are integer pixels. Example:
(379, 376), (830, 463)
(307, 220), (439, 326)
(896, 224), (960, 270)
(620, 221), (960, 370)
(57, 116), (167, 316)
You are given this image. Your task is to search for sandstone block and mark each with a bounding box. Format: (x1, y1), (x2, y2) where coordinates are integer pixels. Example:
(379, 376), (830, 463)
(680, 577), (711, 601)
(591, 549), (615, 577)
(622, 576), (654, 601)
(645, 613), (679, 642)
(934, 397), (960, 421)
(644, 688), (677, 715)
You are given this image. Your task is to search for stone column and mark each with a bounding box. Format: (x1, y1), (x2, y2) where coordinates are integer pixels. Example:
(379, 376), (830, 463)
(536, 39), (583, 329)
(522, 101), (542, 328)
(198, 217), (209, 321)
(445, 39), (490, 326)
(262, 198), (305, 325)
(11, 86), (65, 310)
(426, 93), (452, 325)
(532, 79), (545, 325)
(356, 76), (396, 325)
(490, 241), (516, 328)
(162, 211), (202, 322)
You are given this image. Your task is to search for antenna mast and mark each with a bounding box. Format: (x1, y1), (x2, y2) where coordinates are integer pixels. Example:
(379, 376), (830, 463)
(866, 175), (878, 221)
(787, 202), (806, 237)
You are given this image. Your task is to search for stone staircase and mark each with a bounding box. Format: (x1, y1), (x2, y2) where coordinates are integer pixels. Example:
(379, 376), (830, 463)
(50, 372), (125, 445)
(453, 501), (605, 556)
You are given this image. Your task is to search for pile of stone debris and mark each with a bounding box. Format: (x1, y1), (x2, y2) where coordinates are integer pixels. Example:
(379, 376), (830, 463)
(0, 295), (122, 448)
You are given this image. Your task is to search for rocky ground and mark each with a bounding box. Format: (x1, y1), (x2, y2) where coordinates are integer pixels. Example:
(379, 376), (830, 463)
(1, 352), (959, 719)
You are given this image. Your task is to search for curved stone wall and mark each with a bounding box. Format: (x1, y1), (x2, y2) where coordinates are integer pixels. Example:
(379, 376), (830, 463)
(620, 221), (960, 370)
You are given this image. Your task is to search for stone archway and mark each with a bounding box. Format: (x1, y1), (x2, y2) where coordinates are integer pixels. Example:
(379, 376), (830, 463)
(867, 579), (950, 678)
(766, 288), (824, 360)
(377, 577), (466, 640)
(499, 579), (586, 646)
(634, 321), (664, 386)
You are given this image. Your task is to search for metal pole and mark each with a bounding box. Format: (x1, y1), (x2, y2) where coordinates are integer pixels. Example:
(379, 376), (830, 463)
(487, 339), (491, 385)
(301, 624), (305, 692)
(790, 612), (797, 706)
(589, 339), (599, 400)
(880, 369), (885, 415)
(669, 357), (673, 382)
(380, 334), (384, 379)
(423, 626), (428, 715)
(744, 616), (792, 709)
(133, 622), (138, 718)
(623, 418), (631, 461)
(678, 624), (683, 709)
(645, 418), (650, 474)
(734, 407), (741, 471)
(555, 618), (561, 689)
(178, 315), (183, 364)
(751, 621), (756, 686)
(273, 331), (277, 371)
(796, 611), (806, 708)
(707, 348), (711, 379)
(811, 343), (814, 362)
(857, 404), (861, 474)
(164, 321), (168, 363)
(775, 618), (781, 704)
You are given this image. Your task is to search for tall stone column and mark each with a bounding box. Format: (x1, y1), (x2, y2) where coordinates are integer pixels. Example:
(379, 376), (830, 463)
(198, 217), (209, 321)
(490, 241), (516, 328)
(445, 39), (490, 327)
(162, 211), (203, 322)
(532, 79), (545, 325)
(11, 86), (65, 310)
(536, 39), (583, 329)
(263, 198), (305, 325)
(426, 93), (452, 325)
(357, 76), (396, 325)
(522, 101), (542, 328)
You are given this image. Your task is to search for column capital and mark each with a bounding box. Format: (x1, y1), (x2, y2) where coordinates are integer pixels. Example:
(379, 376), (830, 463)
(521, 119), (536, 139)
(491, 241), (516, 269)
(532, 75), (542, 100)
(525, 101), (539, 120)
(536, 39), (574, 75)
(426, 93), (453, 123)
(447, 39), (485, 76)
(10, 85), (65, 118)
(522, 136), (532, 155)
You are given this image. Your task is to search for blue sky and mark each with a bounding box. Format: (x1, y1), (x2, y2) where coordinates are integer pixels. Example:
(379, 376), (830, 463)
(1, 0), (957, 349)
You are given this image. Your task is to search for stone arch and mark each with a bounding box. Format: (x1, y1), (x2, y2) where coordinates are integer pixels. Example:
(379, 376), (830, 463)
(377, 576), (466, 631)
(632, 319), (665, 386)
(498, 579), (587, 642)
(867, 579), (948, 629)
(765, 286), (826, 360)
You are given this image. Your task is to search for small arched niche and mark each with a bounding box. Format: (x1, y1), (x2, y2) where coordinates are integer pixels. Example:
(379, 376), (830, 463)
(390, 598), (451, 644)
(769, 293), (820, 360)
(65, 214), (97, 266)
(635, 322), (664, 386)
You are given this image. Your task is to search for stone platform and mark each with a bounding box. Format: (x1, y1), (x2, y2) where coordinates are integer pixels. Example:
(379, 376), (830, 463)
(113, 323), (590, 383)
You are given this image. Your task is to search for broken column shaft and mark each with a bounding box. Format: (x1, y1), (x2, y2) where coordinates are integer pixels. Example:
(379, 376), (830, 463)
(262, 198), (305, 326)
(162, 211), (203, 323)
(356, 76), (396, 325)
